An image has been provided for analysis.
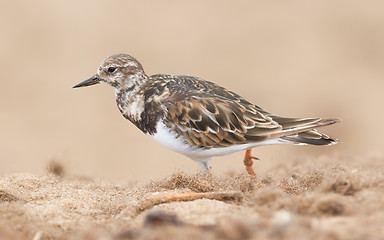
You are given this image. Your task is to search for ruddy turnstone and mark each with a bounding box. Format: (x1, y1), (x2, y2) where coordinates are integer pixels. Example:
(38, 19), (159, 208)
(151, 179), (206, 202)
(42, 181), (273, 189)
(74, 54), (340, 177)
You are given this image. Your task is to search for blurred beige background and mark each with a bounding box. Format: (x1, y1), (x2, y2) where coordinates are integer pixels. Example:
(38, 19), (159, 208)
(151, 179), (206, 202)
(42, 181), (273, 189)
(0, 0), (383, 181)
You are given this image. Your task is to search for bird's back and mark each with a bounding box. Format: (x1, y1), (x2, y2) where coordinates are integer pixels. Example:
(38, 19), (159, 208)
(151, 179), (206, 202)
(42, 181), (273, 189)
(146, 74), (338, 148)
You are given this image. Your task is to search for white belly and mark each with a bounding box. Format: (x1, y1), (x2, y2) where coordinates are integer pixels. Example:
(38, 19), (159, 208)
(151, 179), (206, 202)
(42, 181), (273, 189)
(147, 120), (287, 160)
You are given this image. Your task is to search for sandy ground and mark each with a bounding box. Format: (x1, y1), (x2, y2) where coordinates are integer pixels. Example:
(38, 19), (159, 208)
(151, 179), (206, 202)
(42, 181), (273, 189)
(1, 0), (383, 180)
(1, 1), (384, 239)
(1, 155), (383, 240)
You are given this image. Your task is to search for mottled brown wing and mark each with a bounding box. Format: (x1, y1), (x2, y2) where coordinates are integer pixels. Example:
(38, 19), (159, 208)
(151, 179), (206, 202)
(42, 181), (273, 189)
(150, 75), (337, 148)
(163, 97), (283, 148)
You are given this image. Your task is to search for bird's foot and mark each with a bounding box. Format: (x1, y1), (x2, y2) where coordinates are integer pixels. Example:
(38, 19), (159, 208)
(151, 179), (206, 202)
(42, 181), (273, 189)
(243, 149), (258, 179)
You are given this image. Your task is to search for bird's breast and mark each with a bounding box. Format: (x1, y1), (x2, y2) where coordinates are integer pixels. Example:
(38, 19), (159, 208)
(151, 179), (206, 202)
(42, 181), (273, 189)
(115, 91), (165, 135)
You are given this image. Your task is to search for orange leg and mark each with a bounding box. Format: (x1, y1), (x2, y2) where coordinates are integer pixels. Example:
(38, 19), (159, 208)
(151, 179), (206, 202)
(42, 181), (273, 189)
(243, 149), (258, 179)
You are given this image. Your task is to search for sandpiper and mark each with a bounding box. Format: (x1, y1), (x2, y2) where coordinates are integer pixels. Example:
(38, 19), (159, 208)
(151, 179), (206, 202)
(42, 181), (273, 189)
(74, 54), (340, 177)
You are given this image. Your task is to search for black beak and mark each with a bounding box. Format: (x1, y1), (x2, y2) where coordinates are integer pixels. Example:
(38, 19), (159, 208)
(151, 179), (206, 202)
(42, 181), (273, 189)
(73, 75), (100, 88)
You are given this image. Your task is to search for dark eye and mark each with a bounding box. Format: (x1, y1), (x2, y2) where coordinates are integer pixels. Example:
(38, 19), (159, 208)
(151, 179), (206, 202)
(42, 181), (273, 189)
(107, 67), (117, 73)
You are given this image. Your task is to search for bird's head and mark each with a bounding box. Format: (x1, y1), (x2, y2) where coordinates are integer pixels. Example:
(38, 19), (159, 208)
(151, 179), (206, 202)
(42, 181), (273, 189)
(73, 54), (147, 91)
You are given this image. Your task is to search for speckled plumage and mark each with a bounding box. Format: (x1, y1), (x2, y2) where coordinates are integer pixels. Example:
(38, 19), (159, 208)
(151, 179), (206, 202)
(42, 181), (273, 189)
(74, 54), (340, 171)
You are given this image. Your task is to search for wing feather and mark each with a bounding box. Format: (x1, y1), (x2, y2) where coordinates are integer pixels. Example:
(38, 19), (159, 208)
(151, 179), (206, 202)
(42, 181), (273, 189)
(149, 75), (339, 148)
(163, 97), (281, 148)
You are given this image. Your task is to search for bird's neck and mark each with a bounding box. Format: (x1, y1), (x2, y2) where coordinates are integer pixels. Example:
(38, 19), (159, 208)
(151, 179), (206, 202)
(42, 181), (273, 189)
(114, 72), (147, 119)
(114, 73), (162, 135)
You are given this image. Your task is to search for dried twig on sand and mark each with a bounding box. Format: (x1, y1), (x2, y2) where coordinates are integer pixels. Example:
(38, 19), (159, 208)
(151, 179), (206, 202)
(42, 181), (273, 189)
(118, 191), (243, 218)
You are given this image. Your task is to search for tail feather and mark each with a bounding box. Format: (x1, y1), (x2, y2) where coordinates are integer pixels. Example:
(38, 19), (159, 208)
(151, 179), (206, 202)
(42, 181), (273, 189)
(268, 118), (341, 145)
(281, 130), (338, 145)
